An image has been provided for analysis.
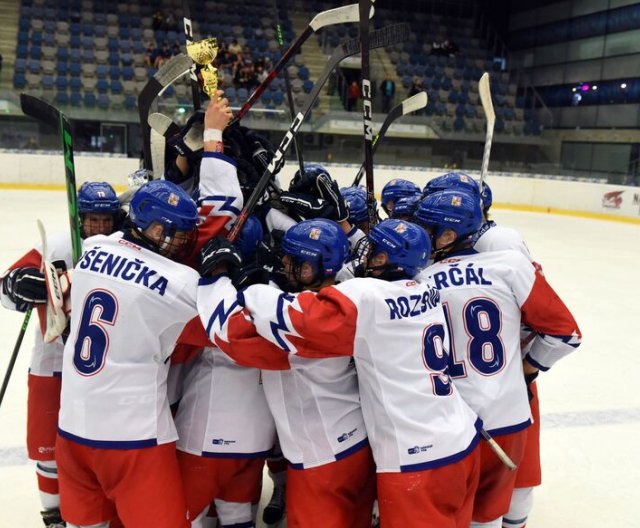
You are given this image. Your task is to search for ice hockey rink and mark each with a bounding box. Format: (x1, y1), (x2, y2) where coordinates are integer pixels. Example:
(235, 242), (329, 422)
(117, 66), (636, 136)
(0, 188), (639, 528)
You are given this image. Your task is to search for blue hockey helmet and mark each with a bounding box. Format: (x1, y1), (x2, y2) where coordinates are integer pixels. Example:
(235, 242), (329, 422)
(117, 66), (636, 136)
(422, 172), (481, 199)
(390, 194), (421, 220)
(414, 189), (483, 241)
(280, 219), (348, 285)
(381, 179), (421, 214)
(340, 186), (371, 225)
(366, 219), (430, 279)
(77, 182), (120, 215)
(235, 215), (264, 261)
(481, 182), (493, 213)
(129, 180), (198, 258)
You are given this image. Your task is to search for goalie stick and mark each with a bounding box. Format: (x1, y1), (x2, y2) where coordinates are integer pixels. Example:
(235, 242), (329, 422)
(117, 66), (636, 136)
(182, 0), (201, 111)
(138, 54), (193, 172)
(2, 96), (83, 408)
(230, 2), (372, 125)
(227, 23), (410, 242)
(351, 91), (428, 187)
(359, 0), (376, 232)
(479, 72), (495, 188)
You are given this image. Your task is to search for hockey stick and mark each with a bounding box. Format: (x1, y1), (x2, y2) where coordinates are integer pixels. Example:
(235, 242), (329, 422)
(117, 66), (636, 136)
(148, 112), (181, 139)
(0, 219), (47, 409)
(230, 2), (372, 125)
(182, 0), (201, 111)
(359, 0), (376, 231)
(227, 23), (410, 241)
(351, 91), (428, 187)
(20, 94), (82, 262)
(481, 429), (517, 471)
(148, 112), (180, 179)
(138, 54), (194, 172)
(478, 72), (495, 188)
(274, 0), (305, 177)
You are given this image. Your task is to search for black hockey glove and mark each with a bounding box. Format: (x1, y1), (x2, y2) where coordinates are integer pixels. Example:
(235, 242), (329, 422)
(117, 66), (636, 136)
(2, 267), (47, 306)
(524, 371), (539, 402)
(200, 236), (242, 277)
(167, 111), (204, 164)
(315, 174), (349, 222)
(231, 263), (271, 290)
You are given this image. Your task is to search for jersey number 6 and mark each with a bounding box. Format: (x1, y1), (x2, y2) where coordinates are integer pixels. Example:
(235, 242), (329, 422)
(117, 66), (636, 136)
(73, 289), (118, 376)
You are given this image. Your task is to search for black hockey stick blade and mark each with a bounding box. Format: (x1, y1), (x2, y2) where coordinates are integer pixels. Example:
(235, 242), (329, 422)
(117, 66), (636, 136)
(20, 94), (82, 263)
(228, 23), (409, 241)
(148, 112), (181, 138)
(352, 90), (428, 186)
(182, 0), (201, 111)
(138, 54), (193, 171)
(231, 2), (372, 124)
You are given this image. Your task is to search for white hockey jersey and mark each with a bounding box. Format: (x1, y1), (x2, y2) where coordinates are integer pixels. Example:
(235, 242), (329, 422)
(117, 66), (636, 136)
(419, 249), (581, 434)
(473, 221), (531, 260)
(198, 275), (482, 473)
(58, 233), (201, 448)
(198, 276), (369, 470)
(174, 344), (276, 458)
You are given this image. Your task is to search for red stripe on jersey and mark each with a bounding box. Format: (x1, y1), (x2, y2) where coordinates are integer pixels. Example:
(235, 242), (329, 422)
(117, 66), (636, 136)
(286, 288), (357, 359)
(217, 310), (292, 371)
(521, 268), (581, 340)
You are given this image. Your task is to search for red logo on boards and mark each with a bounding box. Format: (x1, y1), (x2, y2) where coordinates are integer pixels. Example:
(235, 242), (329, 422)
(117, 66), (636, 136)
(602, 190), (623, 209)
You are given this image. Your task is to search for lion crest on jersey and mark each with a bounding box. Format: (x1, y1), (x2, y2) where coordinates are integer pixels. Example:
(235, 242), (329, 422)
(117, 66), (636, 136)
(168, 192), (180, 206)
(309, 227), (321, 240)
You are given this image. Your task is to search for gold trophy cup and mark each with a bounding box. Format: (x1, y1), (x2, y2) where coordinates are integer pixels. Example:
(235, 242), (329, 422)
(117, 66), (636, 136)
(186, 37), (219, 99)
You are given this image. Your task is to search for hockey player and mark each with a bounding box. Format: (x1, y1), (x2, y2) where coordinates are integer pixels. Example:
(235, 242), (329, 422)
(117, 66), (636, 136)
(198, 219), (376, 528)
(198, 218), (484, 528)
(390, 194), (420, 221)
(413, 189), (582, 528)
(0, 181), (122, 528)
(380, 178), (421, 216)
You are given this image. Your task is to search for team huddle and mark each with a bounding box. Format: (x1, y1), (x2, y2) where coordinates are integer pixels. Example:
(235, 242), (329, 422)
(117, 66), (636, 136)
(1, 93), (581, 528)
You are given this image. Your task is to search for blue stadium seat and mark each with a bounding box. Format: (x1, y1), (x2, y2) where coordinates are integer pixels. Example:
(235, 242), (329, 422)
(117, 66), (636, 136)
(42, 75), (54, 90)
(261, 91), (272, 105)
(55, 76), (68, 90)
(303, 80), (313, 93)
(454, 116), (465, 131)
(70, 76), (82, 92)
(69, 62), (81, 76)
(16, 44), (29, 59)
(97, 94), (110, 109)
(13, 73), (27, 89)
(30, 45), (42, 60)
(225, 87), (237, 103)
(110, 66), (121, 79)
(96, 79), (109, 93)
(70, 91), (82, 107)
(96, 64), (108, 78)
(14, 58), (27, 73)
(273, 91), (284, 106)
(237, 87), (248, 103)
(122, 66), (134, 81)
(69, 48), (82, 63)
(54, 91), (69, 106)
(124, 95), (137, 110)
(27, 59), (41, 73)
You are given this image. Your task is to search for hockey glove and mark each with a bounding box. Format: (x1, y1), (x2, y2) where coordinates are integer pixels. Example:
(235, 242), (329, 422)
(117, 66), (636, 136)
(524, 371), (539, 402)
(278, 191), (347, 222)
(315, 174), (349, 222)
(167, 110), (205, 163)
(200, 236), (243, 277)
(231, 263), (271, 290)
(2, 267), (47, 306)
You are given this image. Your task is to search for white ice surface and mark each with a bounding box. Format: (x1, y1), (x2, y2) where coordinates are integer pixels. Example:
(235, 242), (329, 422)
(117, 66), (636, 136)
(0, 189), (639, 527)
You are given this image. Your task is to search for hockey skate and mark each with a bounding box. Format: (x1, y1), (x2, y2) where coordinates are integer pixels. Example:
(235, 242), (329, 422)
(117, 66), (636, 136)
(41, 507), (66, 527)
(262, 485), (285, 525)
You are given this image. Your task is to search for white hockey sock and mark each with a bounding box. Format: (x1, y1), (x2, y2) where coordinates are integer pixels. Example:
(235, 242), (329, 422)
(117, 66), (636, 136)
(190, 507), (217, 528)
(215, 498), (254, 527)
(36, 460), (60, 510)
(472, 518), (503, 528)
(503, 487), (534, 528)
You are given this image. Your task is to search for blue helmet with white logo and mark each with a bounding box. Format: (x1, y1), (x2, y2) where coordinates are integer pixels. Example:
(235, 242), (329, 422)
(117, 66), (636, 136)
(481, 182), (492, 213)
(381, 179), (421, 215)
(422, 172), (481, 199)
(367, 219), (430, 279)
(281, 219), (348, 282)
(130, 180), (198, 233)
(235, 215), (264, 261)
(414, 189), (483, 241)
(340, 186), (371, 224)
(390, 194), (421, 219)
(77, 182), (120, 215)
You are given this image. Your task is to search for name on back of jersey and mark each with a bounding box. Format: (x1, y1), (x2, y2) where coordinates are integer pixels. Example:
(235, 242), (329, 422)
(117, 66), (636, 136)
(431, 263), (492, 290)
(385, 284), (440, 320)
(78, 246), (169, 296)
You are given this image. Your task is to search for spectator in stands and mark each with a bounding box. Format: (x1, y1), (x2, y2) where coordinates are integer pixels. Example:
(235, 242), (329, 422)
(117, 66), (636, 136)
(172, 42), (181, 56)
(347, 80), (361, 111)
(152, 9), (165, 31)
(229, 39), (242, 56)
(145, 42), (158, 68)
(443, 39), (459, 57)
(408, 76), (423, 97)
(255, 65), (268, 84)
(380, 76), (396, 113)
(155, 42), (172, 69)
(164, 10), (177, 31)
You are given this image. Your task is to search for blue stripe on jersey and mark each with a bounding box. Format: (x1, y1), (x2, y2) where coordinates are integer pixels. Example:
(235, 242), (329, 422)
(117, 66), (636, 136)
(220, 522), (255, 528)
(198, 274), (228, 286)
(200, 195), (241, 216)
(57, 427), (158, 449)
(399, 417), (483, 473)
(200, 447), (274, 459)
(53, 371), (62, 377)
(524, 354), (550, 372)
(202, 151), (237, 166)
(289, 438), (370, 470)
(485, 418), (532, 437)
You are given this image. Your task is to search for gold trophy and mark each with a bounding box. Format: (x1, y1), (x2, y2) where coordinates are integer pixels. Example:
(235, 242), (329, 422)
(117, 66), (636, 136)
(186, 37), (219, 99)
